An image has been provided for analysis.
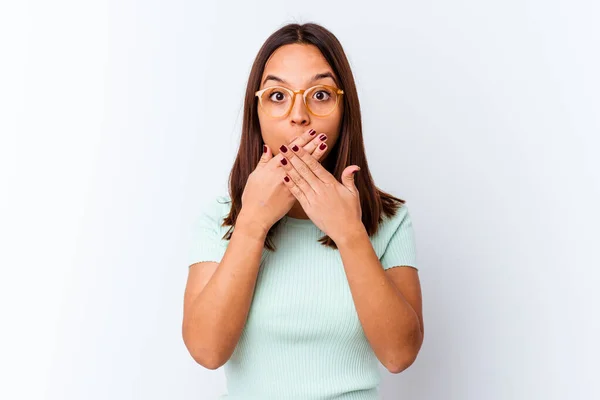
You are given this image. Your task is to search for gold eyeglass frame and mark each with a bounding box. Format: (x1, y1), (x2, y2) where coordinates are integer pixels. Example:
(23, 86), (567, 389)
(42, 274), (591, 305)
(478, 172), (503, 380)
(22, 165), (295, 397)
(255, 84), (344, 118)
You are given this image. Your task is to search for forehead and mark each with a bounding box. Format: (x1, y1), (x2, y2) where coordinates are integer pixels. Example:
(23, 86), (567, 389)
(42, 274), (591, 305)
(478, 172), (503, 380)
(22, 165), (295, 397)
(262, 44), (334, 83)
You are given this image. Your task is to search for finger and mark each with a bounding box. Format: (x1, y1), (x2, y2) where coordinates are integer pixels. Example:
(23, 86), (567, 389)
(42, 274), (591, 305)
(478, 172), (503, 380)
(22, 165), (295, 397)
(278, 150), (316, 197)
(282, 173), (310, 209)
(280, 156), (311, 195)
(287, 128), (317, 148)
(256, 143), (273, 169)
(282, 142), (335, 187)
(280, 144), (321, 191)
(298, 130), (327, 156)
(341, 165), (360, 194)
(305, 133), (328, 160)
(288, 128), (319, 154)
(267, 151), (287, 171)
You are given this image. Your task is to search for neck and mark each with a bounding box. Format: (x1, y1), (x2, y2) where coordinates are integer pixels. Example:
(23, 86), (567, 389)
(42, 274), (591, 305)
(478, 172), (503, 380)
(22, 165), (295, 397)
(286, 200), (309, 219)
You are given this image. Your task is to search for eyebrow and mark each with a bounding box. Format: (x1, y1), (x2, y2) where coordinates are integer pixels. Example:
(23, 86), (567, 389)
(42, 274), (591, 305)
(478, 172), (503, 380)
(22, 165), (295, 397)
(262, 71), (338, 86)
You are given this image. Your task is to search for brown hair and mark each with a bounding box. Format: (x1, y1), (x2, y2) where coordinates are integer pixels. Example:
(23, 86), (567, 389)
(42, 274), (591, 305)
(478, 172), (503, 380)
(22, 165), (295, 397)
(221, 22), (406, 251)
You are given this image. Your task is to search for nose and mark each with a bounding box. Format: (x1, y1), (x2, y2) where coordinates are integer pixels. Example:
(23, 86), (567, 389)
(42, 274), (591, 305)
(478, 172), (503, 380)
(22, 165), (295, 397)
(289, 92), (310, 126)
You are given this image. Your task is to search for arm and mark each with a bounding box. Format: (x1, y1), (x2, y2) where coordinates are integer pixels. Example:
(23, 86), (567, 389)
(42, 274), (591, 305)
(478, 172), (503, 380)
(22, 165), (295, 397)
(336, 225), (424, 374)
(182, 212), (268, 369)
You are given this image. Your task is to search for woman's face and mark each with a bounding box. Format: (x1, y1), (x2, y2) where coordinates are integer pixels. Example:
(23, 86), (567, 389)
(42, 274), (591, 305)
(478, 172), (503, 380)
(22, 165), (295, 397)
(257, 43), (343, 159)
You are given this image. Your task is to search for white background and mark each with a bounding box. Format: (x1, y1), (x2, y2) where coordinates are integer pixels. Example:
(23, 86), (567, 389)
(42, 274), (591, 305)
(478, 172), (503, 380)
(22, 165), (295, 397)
(2, 1), (599, 399)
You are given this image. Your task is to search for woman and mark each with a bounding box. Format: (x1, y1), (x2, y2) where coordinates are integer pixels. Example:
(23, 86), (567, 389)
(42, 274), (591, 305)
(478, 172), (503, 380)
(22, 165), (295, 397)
(183, 22), (424, 399)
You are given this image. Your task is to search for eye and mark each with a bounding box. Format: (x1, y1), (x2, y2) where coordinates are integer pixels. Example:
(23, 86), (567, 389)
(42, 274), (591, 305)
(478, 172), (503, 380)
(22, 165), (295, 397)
(312, 90), (331, 101)
(268, 91), (286, 102)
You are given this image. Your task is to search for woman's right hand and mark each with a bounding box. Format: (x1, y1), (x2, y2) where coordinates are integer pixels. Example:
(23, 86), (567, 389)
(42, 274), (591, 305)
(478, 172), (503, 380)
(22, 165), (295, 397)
(239, 128), (329, 234)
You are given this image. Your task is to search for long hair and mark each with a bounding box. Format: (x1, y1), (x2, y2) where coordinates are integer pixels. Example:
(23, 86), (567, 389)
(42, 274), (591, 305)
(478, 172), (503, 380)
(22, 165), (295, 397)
(221, 22), (406, 251)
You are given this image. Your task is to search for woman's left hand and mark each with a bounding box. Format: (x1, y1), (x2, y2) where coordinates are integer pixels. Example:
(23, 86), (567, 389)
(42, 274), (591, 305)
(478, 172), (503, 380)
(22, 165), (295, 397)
(278, 142), (363, 243)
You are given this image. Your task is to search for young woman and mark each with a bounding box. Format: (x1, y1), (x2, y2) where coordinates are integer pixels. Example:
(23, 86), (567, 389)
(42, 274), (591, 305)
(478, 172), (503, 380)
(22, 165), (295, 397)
(183, 22), (424, 399)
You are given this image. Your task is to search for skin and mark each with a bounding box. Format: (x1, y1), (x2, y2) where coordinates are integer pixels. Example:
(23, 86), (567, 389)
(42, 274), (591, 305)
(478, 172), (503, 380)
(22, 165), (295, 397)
(183, 44), (424, 374)
(257, 43), (344, 219)
(255, 46), (424, 372)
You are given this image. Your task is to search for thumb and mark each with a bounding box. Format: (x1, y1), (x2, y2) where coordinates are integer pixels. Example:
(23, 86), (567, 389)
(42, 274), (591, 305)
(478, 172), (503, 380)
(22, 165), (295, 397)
(257, 144), (273, 168)
(341, 166), (360, 192)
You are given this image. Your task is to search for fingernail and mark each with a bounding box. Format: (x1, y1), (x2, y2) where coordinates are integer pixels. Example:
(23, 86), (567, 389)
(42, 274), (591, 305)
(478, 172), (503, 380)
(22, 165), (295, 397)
(284, 176), (290, 182)
(263, 145), (267, 153)
(309, 129), (316, 136)
(291, 145), (299, 152)
(319, 143), (326, 150)
(280, 158), (288, 165)
(279, 145), (287, 153)
(319, 134), (327, 141)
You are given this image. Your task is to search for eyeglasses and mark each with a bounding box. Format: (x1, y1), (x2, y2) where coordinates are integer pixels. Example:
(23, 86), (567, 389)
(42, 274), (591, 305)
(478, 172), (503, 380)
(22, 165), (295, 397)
(255, 84), (344, 118)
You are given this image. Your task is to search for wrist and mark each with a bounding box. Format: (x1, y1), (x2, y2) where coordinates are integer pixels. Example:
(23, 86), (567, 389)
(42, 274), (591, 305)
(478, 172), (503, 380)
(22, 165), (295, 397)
(333, 221), (368, 248)
(236, 210), (271, 241)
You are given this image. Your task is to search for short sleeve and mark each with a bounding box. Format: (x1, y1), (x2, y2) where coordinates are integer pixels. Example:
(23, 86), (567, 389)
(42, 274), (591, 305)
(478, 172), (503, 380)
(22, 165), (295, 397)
(187, 196), (229, 267)
(380, 205), (419, 271)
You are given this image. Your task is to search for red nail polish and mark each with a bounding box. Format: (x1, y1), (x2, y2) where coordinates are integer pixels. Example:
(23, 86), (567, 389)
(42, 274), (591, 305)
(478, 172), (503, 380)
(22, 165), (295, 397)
(280, 158), (288, 165)
(309, 129), (316, 135)
(319, 143), (326, 150)
(279, 145), (287, 153)
(284, 176), (290, 182)
(319, 134), (327, 141)
(291, 145), (299, 152)
(263, 145), (267, 153)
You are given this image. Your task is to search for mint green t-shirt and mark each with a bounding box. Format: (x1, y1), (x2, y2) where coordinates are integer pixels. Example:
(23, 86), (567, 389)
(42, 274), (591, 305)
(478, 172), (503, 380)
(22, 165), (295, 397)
(188, 194), (418, 400)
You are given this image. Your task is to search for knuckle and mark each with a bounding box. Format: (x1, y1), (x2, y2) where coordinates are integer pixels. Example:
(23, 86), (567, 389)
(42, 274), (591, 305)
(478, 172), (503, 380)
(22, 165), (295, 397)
(306, 158), (319, 170)
(297, 164), (310, 175)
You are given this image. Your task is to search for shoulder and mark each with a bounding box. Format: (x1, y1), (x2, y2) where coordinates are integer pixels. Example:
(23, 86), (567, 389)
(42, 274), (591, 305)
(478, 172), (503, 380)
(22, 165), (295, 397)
(194, 193), (232, 234)
(187, 193), (233, 267)
(369, 202), (418, 269)
(377, 202), (413, 238)
(201, 193), (231, 218)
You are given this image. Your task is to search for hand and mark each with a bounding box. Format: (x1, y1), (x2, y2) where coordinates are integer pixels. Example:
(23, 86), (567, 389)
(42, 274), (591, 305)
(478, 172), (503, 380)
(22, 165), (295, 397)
(278, 141), (363, 243)
(239, 128), (328, 235)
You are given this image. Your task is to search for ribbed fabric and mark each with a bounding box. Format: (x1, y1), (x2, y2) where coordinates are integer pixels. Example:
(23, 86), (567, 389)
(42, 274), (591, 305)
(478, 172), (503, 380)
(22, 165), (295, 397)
(188, 194), (418, 400)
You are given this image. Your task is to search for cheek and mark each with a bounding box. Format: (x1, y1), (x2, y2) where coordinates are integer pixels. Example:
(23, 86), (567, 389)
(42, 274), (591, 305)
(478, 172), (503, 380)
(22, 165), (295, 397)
(324, 113), (343, 140)
(327, 108), (343, 129)
(259, 123), (277, 139)
(257, 119), (284, 151)
(257, 114), (272, 139)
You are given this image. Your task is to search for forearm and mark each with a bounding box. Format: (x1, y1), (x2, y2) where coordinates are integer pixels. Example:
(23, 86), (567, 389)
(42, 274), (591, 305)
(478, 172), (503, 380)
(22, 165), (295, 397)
(336, 225), (423, 373)
(184, 212), (268, 368)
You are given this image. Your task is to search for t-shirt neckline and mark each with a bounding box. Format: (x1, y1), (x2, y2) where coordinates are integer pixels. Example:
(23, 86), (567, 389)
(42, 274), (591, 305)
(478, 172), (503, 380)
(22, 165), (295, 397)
(281, 215), (317, 228)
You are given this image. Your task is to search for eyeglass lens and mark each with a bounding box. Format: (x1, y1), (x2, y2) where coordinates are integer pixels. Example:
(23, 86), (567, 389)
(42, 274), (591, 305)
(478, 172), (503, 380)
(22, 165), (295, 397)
(259, 86), (338, 117)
